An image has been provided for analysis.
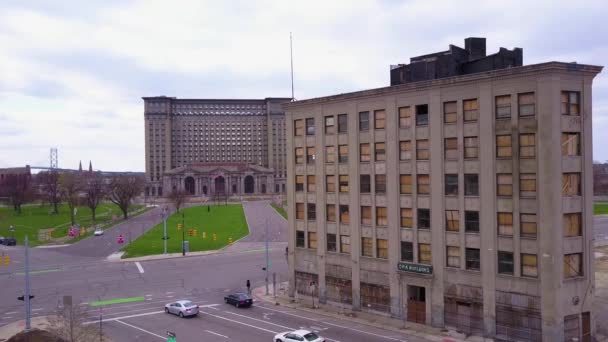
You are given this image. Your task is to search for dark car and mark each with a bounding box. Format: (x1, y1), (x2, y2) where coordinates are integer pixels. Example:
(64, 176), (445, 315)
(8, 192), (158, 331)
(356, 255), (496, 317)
(2, 238), (16, 246)
(0, 236), (4, 244)
(224, 293), (253, 308)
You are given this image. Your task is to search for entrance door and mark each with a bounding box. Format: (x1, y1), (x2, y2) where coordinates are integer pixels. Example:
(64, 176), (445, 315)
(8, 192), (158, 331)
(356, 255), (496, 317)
(582, 312), (591, 342)
(407, 286), (426, 324)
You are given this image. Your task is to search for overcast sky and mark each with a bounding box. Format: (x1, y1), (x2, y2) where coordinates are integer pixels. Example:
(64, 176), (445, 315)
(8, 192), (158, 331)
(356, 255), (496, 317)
(1, 0), (607, 171)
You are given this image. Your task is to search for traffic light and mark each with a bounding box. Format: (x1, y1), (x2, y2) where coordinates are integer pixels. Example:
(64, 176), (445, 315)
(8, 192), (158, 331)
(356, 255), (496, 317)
(228, 237), (233, 244)
(3, 255), (9, 266)
(192, 229), (197, 236)
(18, 295), (35, 301)
(177, 224), (182, 231)
(213, 233), (217, 241)
(202, 232), (206, 239)
(188, 229), (193, 237)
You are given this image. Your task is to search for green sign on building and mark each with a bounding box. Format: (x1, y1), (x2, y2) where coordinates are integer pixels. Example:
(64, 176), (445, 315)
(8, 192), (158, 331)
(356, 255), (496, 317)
(398, 262), (433, 275)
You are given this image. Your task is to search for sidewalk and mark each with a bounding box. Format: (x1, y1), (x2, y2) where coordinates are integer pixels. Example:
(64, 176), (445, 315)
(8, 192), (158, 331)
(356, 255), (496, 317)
(0, 316), (52, 341)
(252, 283), (488, 342)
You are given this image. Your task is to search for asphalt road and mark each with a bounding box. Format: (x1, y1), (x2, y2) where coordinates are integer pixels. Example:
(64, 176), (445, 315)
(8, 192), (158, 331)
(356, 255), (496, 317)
(1, 205), (606, 341)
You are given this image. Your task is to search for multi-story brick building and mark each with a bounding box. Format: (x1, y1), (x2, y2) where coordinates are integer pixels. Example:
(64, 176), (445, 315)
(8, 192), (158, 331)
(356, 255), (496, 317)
(285, 38), (602, 341)
(143, 96), (291, 197)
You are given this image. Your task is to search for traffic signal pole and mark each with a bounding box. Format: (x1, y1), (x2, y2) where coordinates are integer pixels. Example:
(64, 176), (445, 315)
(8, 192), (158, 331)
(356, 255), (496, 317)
(24, 235), (31, 330)
(265, 218), (269, 295)
(182, 211), (185, 256)
(163, 207), (167, 255)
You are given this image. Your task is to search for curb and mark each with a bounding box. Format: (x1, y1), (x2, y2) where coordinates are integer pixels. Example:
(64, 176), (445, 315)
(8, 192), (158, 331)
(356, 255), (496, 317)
(251, 285), (468, 342)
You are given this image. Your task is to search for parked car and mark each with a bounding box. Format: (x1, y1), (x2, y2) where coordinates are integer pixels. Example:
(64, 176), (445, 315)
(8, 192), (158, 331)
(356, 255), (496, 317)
(164, 300), (199, 318)
(93, 228), (104, 236)
(274, 330), (325, 342)
(224, 293), (253, 308)
(0, 236), (4, 244)
(2, 238), (16, 246)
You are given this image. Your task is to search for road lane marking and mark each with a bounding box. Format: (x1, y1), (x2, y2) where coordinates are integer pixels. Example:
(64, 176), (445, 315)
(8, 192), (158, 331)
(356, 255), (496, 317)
(201, 312), (278, 334)
(90, 296), (146, 307)
(84, 310), (164, 324)
(165, 291), (174, 295)
(4, 312), (17, 315)
(135, 262), (144, 274)
(115, 319), (165, 340)
(257, 305), (403, 341)
(15, 268), (61, 275)
(95, 302), (214, 318)
(32, 308), (44, 312)
(205, 330), (229, 338)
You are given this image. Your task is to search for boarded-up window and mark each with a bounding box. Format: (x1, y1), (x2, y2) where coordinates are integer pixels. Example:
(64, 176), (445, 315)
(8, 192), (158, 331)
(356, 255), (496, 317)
(564, 213), (582, 237)
(338, 144), (348, 163)
(444, 101), (457, 123)
(377, 239), (388, 259)
(562, 91), (580, 115)
(326, 204), (336, 222)
(295, 147), (304, 164)
(360, 143), (371, 162)
(564, 253), (583, 278)
(401, 208), (413, 228)
(519, 134), (536, 158)
(495, 95), (511, 119)
(307, 175), (315, 192)
(374, 109), (386, 129)
(308, 232), (317, 249)
(400, 141), (412, 160)
(325, 145), (336, 163)
(562, 173), (581, 196)
(324, 116), (335, 135)
(361, 206), (372, 225)
(521, 214), (537, 238)
(519, 173), (536, 198)
(360, 175), (371, 193)
(447, 246), (460, 268)
(326, 175), (335, 192)
(362, 237), (373, 257)
(376, 207), (387, 226)
(463, 99), (478, 121)
(339, 175), (349, 192)
(417, 139), (429, 160)
(562, 133), (581, 156)
(306, 147), (316, 164)
(375, 142), (386, 161)
(339, 205), (349, 224)
(521, 254), (538, 278)
(296, 231), (305, 247)
(445, 138), (458, 160)
(294, 119), (304, 136)
(295, 175), (304, 192)
(419, 243), (432, 264)
(360, 283), (390, 313)
(518, 92), (535, 117)
(564, 314), (580, 342)
(497, 174), (513, 196)
(464, 136), (478, 159)
(496, 135), (512, 158)
(498, 212), (513, 236)
(400, 175), (412, 194)
(340, 235), (350, 254)
(296, 203), (304, 220)
(446, 210), (460, 232)
(399, 106), (412, 128)
(418, 174), (430, 194)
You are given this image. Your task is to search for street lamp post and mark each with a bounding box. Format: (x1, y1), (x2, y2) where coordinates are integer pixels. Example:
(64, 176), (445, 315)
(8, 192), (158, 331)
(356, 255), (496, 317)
(181, 211), (185, 256)
(162, 207), (168, 255)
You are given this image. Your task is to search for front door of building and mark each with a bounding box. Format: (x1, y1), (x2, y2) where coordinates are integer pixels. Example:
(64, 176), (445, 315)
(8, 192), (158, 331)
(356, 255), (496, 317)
(407, 285), (426, 324)
(582, 312), (591, 342)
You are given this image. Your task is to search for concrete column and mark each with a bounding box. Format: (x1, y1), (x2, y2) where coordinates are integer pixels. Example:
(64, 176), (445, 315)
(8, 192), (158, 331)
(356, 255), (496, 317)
(479, 83), (497, 336)
(428, 89), (445, 328)
(286, 112), (296, 298)
(346, 101), (361, 310)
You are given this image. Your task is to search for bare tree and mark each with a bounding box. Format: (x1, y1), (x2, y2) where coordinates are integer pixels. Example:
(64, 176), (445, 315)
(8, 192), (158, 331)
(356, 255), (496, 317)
(108, 176), (144, 219)
(83, 172), (105, 222)
(47, 303), (102, 342)
(38, 171), (62, 214)
(0, 174), (32, 214)
(168, 188), (187, 213)
(60, 173), (82, 226)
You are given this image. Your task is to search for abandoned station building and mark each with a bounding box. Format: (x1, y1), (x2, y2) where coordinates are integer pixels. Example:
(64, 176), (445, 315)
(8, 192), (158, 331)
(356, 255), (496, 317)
(143, 96), (291, 198)
(286, 38), (602, 341)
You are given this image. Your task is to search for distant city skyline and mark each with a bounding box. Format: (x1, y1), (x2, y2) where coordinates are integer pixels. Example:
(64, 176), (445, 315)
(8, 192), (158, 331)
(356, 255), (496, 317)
(0, 0), (606, 171)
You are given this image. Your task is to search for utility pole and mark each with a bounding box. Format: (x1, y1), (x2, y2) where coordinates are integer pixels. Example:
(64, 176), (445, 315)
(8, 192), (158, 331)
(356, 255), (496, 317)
(24, 236), (31, 330)
(181, 211), (185, 256)
(265, 218), (269, 295)
(163, 207), (168, 255)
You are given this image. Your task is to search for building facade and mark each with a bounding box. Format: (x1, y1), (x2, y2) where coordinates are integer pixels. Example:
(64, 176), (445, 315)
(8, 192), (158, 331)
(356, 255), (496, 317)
(286, 49), (602, 340)
(143, 96), (291, 197)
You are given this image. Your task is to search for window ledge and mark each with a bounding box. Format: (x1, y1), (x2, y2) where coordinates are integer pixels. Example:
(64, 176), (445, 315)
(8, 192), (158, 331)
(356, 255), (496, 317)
(520, 236), (537, 240)
(564, 276), (586, 282)
(464, 231), (480, 235)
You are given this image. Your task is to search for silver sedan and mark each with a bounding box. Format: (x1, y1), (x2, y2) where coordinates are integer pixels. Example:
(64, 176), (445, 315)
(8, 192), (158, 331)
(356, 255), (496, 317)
(164, 300), (199, 317)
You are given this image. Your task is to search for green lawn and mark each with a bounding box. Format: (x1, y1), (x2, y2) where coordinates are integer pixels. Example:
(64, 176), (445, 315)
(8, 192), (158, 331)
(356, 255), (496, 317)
(121, 204), (249, 258)
(0, 203), (143, 246)
(271, 203), (287, 219)
(595, 202), (608, 215)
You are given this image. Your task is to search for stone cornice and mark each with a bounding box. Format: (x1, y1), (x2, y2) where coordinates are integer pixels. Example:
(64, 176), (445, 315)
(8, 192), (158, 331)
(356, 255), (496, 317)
(286, 62), (603, 109)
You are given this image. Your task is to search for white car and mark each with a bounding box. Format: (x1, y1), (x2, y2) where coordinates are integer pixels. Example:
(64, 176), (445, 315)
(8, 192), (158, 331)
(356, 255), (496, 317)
(274, 330), (325, 342)
(93, 228), (104, 236)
